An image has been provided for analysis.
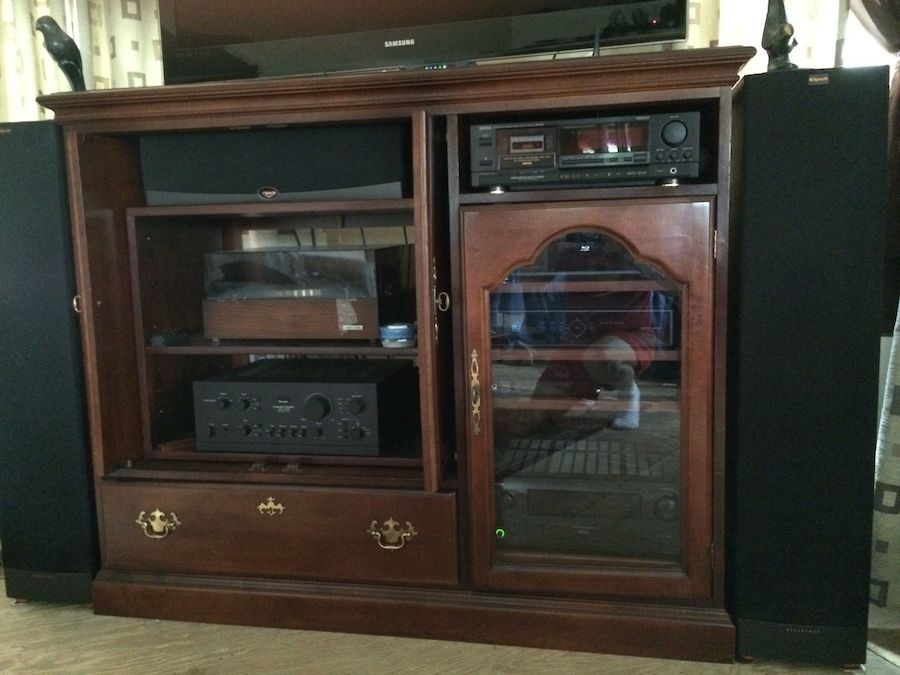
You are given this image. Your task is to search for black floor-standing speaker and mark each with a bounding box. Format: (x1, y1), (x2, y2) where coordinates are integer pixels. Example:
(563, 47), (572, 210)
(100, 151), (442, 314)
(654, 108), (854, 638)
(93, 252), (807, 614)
(727, 66), (889, 666)
(0, 121), (98, 602)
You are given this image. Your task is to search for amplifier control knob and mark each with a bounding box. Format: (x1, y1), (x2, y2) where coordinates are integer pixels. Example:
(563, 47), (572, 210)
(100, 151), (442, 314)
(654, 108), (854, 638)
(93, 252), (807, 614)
(347, 397), (366, 415)
(311, 426), (325, 438)
(347, 426), (363, 440)
(661, 120), (688, 147)
(215, 396), (231, 410)
(303, 394), (331, 421)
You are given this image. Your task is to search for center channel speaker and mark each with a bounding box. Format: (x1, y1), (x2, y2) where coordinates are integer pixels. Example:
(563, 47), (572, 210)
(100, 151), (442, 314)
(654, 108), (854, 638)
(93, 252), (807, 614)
(727, 66), (888, 666)
(139, 122), (411, 205)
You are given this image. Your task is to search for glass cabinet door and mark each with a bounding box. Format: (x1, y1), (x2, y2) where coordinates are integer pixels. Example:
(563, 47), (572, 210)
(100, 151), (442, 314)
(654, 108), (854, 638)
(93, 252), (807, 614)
(462, 199), (715, 600)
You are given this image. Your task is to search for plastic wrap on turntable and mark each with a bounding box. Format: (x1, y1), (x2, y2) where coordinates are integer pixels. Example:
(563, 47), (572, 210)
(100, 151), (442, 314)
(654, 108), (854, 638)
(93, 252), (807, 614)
(201, 245), (414, 340)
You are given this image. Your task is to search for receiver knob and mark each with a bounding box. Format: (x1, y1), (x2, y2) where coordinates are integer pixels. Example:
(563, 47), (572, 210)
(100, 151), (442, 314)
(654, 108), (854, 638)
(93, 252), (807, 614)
(661, 120), (688, 147)
(302, 394), (331, 421)
(347, 397), (366, 415)
(215, 396), (231, 410)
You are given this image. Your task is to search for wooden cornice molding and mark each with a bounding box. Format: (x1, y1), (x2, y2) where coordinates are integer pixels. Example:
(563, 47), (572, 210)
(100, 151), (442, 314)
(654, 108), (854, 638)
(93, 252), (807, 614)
(38, 46), (755, 132)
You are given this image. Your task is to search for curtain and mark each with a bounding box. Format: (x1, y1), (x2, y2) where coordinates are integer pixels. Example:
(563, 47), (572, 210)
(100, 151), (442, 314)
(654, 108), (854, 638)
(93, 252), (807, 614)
(0, 0), (161, 122)
(852, 0), (900, 616)
(873, 303), (900, 615)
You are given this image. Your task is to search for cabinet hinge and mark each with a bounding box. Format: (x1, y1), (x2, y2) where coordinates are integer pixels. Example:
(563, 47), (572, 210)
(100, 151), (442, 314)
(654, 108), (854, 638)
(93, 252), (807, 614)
(713, 229), (718, 261)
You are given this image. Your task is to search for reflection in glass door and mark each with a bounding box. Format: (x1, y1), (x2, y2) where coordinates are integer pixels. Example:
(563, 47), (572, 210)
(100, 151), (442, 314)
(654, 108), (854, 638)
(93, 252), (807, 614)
(490, 230), (682, 562)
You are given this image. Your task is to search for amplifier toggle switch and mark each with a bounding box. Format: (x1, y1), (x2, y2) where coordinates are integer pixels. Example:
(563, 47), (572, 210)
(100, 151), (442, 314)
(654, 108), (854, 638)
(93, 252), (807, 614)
(240, 396), (261, 410)
(346, 397), (366, 415)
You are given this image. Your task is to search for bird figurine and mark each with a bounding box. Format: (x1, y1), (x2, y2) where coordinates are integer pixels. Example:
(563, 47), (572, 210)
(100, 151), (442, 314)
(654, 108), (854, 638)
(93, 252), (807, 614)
(35, 15), (86, 92)
(761, 0), (798, 71)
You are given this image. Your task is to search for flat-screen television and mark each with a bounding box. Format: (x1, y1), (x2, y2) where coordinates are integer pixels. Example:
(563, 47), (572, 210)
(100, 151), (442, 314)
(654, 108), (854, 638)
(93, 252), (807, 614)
(159, 0), (688, 84)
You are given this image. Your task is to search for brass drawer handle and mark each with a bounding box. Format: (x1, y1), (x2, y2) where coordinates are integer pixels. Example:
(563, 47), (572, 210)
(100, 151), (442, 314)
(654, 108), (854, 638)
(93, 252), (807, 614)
(136, 509), (180, 539)
(257, 497), (285, 516)
(367, 517), (417, 550)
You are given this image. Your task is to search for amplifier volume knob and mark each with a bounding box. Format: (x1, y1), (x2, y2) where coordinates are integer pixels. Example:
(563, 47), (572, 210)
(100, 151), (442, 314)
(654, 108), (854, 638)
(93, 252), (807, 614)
(348, 426), (363, 440)
(661, 120), (688, 147)
(216, 396), (231, 410)
(302, 394), (331, 421)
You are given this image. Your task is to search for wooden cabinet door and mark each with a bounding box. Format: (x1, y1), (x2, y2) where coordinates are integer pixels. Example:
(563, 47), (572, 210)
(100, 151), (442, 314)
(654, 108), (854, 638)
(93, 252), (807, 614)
(462, 197), (715, 601)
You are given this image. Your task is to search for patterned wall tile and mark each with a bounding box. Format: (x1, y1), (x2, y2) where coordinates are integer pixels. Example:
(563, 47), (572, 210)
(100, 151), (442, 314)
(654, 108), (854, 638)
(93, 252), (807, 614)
(121, 0), (140, 21)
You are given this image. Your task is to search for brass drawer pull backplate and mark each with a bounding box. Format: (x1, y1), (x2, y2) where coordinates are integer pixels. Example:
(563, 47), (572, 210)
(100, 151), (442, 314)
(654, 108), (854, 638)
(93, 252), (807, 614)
(258, 497), (285, 516)
(367, 517), (417, 550)
(136, 509), (180, 539)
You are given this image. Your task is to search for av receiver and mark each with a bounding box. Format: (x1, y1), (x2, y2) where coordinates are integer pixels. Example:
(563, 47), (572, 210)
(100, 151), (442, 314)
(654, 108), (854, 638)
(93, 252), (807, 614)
(496, 437), (680, 560)
(470, 112), (701, 189)
(193, 358), (419, 456)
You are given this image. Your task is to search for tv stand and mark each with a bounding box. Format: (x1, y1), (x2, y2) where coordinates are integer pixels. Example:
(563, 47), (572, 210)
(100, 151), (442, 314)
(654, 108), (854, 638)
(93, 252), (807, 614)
(39, 46), (753, 663)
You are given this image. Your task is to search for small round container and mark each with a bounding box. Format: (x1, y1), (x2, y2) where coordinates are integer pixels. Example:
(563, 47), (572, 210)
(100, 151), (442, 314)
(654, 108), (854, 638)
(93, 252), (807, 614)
(379, 323), (416, 348)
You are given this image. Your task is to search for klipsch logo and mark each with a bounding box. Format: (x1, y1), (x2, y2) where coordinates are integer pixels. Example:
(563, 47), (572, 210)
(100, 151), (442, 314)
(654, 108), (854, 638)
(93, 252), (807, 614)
(385, 38), (415, 48)
(784, 627), (822, 635)
(257, 186), (280, 200)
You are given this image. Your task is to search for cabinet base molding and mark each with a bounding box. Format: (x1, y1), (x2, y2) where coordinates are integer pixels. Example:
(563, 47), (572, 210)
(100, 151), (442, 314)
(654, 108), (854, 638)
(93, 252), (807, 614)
(92, 571), (735, 662)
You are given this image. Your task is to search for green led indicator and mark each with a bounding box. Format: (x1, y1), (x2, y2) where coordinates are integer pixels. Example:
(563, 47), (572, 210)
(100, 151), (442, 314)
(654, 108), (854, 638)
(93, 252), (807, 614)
(495, 528), (506, 539)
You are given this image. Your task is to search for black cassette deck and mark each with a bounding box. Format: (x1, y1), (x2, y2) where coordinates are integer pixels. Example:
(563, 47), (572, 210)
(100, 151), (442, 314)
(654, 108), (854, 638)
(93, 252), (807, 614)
(470, 111), (701, 189)
(193, 358), (419, 456)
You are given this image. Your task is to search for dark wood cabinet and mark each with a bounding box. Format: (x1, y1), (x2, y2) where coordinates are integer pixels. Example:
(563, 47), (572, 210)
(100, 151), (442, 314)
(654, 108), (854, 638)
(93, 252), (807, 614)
(39, 46), (753, 662)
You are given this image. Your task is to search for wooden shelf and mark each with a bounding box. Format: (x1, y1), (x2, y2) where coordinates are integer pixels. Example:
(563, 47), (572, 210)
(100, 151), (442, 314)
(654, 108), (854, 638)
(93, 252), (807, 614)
(457, 183), (719, 205)
(127, 198), (414, 219)
(145, 336), (417, 358)
(492, 396), (680, 414)
(491, 346), (680, 362)
(491, 280), (680, 293)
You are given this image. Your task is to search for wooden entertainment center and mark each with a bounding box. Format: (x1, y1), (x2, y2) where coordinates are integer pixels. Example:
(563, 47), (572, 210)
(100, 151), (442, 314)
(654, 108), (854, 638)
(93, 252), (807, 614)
(40, 46), (754, 662)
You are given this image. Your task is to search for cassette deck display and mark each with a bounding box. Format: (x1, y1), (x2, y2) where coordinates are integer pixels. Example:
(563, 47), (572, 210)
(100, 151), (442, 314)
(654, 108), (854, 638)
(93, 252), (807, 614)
(470, 112), (701, 188)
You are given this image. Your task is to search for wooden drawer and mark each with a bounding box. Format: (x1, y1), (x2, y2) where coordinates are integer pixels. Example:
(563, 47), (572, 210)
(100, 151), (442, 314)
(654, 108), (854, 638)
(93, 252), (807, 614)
(99, 481), (458, 586)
